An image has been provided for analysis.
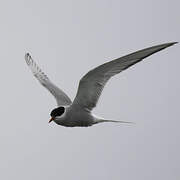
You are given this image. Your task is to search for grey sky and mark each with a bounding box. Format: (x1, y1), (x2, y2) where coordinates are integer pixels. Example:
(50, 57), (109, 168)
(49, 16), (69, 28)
(0, 0), (179, 179)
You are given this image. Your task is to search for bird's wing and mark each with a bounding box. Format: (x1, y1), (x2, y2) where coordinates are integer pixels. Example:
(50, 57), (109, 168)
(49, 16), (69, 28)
(72, 42), (177, 111)
(25, 53), (72, 106)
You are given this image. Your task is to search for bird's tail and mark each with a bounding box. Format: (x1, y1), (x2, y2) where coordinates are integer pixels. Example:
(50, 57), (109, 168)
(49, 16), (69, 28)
(94, 118), (134, 125)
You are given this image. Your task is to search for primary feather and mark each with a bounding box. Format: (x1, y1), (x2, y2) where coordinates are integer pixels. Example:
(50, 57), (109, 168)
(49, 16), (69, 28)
(72, 42), (177, 111)
(25, 53), (72, 106)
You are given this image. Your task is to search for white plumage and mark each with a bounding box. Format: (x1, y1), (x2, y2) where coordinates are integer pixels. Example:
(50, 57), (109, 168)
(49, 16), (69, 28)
(25, 42), (177, 127)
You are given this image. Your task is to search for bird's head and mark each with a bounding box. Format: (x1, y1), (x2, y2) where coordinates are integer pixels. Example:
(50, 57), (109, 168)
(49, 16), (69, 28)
(49, 106), (65, 123)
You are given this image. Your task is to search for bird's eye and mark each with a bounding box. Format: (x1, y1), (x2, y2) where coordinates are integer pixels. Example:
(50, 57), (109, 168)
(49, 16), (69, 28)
(50, 106), (65, 117)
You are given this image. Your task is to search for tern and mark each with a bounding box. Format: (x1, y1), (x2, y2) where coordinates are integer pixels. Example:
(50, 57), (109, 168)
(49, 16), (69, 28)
(25, 42), (177, 127)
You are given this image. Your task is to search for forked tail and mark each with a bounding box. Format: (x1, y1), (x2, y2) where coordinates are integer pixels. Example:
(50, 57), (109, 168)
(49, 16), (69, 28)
(94, 118), (134, 125)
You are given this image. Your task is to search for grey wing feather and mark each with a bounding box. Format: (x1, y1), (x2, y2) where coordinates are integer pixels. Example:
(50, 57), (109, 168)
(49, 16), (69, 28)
(25, 53), (72, 106)
(73, 42), (177, 111)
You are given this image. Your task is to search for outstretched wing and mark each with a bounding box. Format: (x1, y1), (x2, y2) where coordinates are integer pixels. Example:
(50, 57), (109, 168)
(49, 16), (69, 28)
(25, 53), (72, 106)
(72, 42), (177, 111)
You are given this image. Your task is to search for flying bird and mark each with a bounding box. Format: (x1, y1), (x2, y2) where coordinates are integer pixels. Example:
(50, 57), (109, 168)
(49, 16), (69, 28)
(25, 42), (177, 127)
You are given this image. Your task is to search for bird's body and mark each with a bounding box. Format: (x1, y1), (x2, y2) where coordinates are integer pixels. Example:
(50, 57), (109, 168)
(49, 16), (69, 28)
(53, 106), (94, 127)
(25, 42), (177, 127)
(53, 105), (132, 127)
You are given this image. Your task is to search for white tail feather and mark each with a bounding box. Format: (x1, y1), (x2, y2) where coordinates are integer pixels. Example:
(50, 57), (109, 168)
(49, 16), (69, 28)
(94, 118), (135, 124)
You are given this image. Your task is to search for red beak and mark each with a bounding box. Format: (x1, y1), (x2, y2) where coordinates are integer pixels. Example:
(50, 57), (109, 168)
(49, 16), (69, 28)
(49, 117), (55, 123)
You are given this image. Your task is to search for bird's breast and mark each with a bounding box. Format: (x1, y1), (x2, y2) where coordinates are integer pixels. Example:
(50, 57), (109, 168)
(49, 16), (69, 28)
(54, 108), (94, 127)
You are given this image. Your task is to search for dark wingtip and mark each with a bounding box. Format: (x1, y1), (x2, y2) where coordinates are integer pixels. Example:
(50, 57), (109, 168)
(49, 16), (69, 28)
(156, 42), (178, 51)
(25, 52), (32, 65)
(25, 52), (29, 59)
(166, 42), (178, 46)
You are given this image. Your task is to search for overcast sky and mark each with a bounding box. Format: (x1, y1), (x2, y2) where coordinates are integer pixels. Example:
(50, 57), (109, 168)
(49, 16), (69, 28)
(0, 0), (179, 180)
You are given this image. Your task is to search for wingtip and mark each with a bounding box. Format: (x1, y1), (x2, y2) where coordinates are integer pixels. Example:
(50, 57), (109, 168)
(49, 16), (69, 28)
(166, 42), (178, 46)
(155, 42), (178, 50)
(25, 52), (32, 65)
(25, 52), (31, 58)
